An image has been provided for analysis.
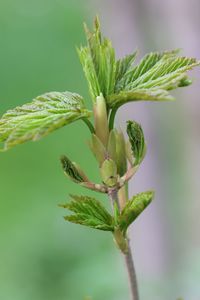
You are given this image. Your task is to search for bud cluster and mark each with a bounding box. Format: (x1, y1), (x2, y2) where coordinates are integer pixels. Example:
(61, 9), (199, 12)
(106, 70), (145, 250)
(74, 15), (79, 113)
(60, 95), (146, 196)
(59, 94), (150, 253)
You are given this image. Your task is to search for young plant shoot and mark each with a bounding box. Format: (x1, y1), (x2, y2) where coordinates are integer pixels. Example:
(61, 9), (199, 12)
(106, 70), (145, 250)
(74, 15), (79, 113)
(0, 17), (199, 300)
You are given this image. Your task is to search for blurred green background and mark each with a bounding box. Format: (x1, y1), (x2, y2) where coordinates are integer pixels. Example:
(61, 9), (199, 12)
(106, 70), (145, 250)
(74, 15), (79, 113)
(0, 0), (199, 300)
(0, 1), (128, 299)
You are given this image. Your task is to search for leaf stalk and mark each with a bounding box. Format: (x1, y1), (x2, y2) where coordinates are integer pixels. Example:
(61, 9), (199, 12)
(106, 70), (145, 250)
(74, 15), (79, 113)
(82, 118), (95, 134)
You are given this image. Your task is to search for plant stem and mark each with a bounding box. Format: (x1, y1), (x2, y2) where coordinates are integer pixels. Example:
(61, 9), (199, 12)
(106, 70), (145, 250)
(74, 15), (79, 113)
(108, 188), (120, 209)
(123, 240), (139, 300)
(108, 188), (139, 300)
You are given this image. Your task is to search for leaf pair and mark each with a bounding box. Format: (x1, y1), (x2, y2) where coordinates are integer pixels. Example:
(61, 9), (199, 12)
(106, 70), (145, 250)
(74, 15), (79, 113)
(61, 191), (154, 235)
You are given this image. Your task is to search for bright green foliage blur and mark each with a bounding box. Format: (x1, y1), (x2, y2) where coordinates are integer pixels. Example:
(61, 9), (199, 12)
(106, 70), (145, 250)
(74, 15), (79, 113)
(1, 1), (199, 300)
(0, 1), (128, 299)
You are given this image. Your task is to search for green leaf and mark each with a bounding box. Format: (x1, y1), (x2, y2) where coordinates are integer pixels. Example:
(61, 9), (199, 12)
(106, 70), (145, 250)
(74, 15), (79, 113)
(78, 46), (101, 101)
(60, 155), (88, 183)
(0, 91), (91, 151)
(107, 50), (199, 108)
(107, 88), (174, 106)
(116, 50), (177, 91)
(119, 191), (154, 232)
(78, 18), (198, 107)
(60, 195), (114, 231)
(78, 16), (116, 100)
(126, 56), (197, 90)
(126, 120), (146, 166)
(115, 51), (138, 91)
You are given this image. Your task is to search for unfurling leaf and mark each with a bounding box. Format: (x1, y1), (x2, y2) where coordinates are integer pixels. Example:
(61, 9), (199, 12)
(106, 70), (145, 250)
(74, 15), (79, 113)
(126, 120), (146, 166)
(60, 155), (88, 183)
(0, 91), (91, 151)
(115, 52), (138, 92)
(60, 195), (114, 231)
(78, 17), (116, 101)
(119, 191), (154, 233)
(78, 17), (199, 107)
(108, 50), (199, 107)
(115, 50), (179, 92)
(107, 88), (174, 106)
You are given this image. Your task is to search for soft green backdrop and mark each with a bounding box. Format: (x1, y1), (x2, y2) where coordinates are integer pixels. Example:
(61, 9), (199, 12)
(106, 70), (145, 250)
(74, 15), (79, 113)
(0, 1), (128, 299)
(1, 1), (200, 300)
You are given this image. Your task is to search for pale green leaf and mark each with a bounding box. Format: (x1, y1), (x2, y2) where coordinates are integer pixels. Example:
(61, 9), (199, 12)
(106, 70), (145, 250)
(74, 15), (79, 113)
(107, 88), (174, 107)
(77, 46), (101, 100)
(0, 91), (91, 151)
(78, 17), (116, 100)
(60, 195), (114, 231)
(116, 50), (178, 91)
(78, 18), (199, 107)
(119, 191), (154, 232)
(115, 51), (138, 90)
(125, 56), (197, 90)
(107, 50), (199, 108)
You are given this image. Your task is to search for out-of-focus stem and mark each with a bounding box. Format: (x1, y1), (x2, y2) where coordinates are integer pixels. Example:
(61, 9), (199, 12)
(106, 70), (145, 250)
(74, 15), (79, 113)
(108, 188), (139, 300)
(124, 241), (139, 300)
(108, 188), (120, 210)
(118, 185), (127, 210)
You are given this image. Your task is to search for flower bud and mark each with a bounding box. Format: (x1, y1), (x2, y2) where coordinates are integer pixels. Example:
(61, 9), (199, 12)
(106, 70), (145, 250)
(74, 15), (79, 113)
(100, 159), (118, 187)
(60, 155), (88, 183)
(94, 94), (109, 147)
(126, 120), (146, 166)
(72, 162), (89, 182)
(115, 130), (127, 176)
(107, 130), (117, 161)
(89, 134), (107, 166)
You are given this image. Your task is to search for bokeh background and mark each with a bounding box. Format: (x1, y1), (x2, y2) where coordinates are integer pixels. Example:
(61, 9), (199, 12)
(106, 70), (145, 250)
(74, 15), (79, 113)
(0, 0), (199, 299)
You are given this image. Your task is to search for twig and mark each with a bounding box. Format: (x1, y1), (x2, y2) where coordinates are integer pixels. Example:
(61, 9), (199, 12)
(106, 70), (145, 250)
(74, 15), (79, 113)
(124, 240), (139, 300)
(108, 188), (139, 300)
